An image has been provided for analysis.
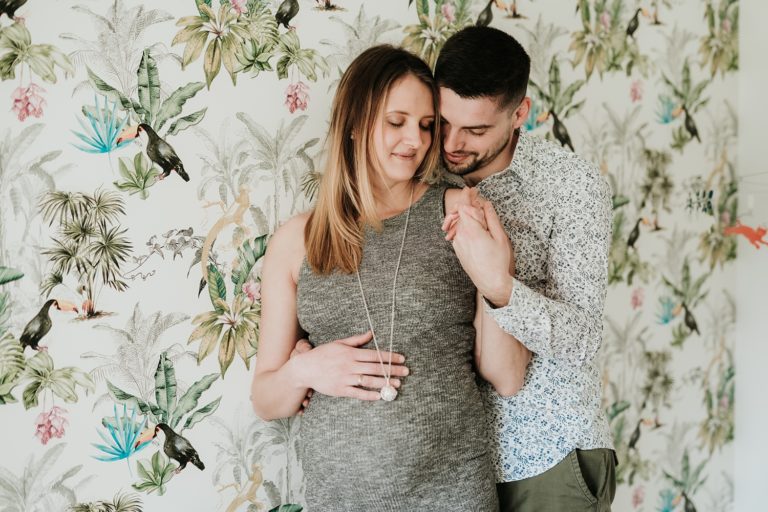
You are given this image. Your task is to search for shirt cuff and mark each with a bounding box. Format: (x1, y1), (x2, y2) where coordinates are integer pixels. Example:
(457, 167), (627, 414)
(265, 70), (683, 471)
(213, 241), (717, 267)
(483, 278), (548, 348)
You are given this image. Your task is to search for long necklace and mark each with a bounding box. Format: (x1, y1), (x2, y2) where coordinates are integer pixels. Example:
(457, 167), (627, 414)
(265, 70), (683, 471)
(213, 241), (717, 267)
(355, 184), (414, 402)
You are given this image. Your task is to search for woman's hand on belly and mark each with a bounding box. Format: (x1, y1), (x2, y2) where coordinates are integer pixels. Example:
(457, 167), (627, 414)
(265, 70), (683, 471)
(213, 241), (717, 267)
(293, 331), (410, 400)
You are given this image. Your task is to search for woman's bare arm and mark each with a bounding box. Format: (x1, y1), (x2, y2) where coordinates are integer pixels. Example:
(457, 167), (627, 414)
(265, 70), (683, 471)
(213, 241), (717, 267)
(474, 290), (531, 397)
(250, 214), (314, 420)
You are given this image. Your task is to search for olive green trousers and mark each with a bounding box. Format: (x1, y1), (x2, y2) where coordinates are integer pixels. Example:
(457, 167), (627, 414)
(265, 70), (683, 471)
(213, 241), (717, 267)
(497, 449), (617, 512)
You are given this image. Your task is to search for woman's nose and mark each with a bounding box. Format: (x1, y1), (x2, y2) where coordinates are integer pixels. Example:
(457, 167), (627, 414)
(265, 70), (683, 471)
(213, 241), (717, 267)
(402, 124), (423, 149)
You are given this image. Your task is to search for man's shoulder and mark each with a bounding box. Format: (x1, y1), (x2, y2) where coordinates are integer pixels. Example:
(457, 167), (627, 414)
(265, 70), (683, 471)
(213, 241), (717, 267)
(525, 133), (599, 177)
(523, 132), (607, 195)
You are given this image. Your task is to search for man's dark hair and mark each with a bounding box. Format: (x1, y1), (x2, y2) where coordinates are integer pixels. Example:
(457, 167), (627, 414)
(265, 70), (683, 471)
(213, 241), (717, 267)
(435, 26), (530, 110)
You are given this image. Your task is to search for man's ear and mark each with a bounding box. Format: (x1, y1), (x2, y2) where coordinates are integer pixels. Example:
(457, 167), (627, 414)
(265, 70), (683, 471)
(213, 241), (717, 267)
(512, 97), (532, 130)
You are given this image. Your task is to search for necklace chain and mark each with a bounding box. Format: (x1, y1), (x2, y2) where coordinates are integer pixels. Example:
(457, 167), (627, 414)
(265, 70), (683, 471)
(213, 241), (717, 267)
(355, 184), (415, 400)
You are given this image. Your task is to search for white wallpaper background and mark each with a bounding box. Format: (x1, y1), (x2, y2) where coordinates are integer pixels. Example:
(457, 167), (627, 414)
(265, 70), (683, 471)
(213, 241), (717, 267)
(0, 1), (739, 511)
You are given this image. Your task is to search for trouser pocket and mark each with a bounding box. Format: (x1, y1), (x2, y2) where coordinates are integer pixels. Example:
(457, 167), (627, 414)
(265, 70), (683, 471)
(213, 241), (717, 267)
(497, 448), (616, 512)
(570, 448), (617, 511)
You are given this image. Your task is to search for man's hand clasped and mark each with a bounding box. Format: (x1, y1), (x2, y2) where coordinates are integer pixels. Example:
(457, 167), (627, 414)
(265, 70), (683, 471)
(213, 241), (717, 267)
(442, 187), (516, 308)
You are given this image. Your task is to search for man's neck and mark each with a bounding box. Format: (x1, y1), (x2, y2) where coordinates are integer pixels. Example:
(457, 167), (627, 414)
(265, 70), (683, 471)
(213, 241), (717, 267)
(463, 129), (520, 187)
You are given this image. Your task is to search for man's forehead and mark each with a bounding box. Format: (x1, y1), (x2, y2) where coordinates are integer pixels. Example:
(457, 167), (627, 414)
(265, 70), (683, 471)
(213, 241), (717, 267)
(439, 87), (501, 125)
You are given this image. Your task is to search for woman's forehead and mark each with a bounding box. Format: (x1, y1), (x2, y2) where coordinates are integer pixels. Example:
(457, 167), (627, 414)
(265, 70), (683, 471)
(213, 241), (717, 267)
(383, 75), (435, 114)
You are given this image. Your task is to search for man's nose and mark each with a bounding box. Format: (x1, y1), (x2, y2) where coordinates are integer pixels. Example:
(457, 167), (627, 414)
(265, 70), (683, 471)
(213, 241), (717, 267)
(442, 126), (463, 152)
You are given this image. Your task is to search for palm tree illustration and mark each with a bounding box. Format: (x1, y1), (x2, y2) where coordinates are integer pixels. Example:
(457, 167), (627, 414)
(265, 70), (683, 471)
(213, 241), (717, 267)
(39, 190), (132, 318)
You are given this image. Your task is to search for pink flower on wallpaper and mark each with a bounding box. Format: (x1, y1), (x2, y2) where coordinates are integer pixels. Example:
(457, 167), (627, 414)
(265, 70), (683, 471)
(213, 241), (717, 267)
(12, 83), (46, 122)
(599, 12), (611, 30)
(34, 406), (68, 445)
(632, 486), (645, 508)
(722, 18), (732, 33)
(285, 81), (310, 114)
(242, 280), (261, 302)
(721, 210), (731, 226)
(441, 3), (456, 23)
(630, 80), (643, 103)
(631, 287), (644, 310)
(231, 0), (247, 15)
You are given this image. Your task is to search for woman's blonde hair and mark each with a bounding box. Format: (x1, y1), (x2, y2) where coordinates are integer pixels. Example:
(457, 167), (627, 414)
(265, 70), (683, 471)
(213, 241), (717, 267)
(305, 45), (441, 274)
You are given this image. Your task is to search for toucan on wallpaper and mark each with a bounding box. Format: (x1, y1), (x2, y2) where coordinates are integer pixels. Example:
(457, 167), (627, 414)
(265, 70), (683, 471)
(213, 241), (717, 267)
(0, 0), (739, 510)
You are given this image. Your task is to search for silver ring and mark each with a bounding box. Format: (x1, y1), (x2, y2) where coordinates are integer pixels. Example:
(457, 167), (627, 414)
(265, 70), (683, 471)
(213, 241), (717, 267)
(357, 374), (363, 387)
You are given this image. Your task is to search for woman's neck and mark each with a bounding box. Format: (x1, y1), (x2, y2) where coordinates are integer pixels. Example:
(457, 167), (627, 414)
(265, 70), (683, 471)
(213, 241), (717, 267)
(373, 179), (421, 220)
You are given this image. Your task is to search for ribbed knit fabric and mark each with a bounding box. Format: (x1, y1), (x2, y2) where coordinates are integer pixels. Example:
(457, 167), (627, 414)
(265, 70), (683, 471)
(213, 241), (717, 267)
(296, 184), (497, 511)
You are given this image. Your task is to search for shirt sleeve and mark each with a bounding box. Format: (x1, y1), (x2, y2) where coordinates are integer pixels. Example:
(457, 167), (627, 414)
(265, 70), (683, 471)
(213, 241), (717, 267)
(485, 161), (612, 367)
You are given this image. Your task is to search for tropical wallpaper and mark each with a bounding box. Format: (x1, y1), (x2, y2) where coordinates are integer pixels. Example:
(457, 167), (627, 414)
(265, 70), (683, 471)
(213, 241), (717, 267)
(0, 0), (741, 510)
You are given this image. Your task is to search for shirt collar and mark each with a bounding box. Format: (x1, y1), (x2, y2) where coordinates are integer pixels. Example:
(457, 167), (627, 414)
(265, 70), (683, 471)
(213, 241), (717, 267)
(477, 129), (535, 188)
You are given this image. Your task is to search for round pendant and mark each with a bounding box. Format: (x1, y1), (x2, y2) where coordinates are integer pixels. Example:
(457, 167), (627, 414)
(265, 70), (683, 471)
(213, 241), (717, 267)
(380, 385), (398, 402)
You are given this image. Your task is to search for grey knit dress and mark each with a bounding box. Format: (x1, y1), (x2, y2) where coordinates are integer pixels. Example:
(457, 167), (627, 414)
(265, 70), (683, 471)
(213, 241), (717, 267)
(296, 184), (497, 511)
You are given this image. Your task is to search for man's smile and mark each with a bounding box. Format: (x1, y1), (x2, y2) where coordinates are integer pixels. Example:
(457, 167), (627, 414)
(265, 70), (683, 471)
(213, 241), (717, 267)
(445, 152), (472, 164)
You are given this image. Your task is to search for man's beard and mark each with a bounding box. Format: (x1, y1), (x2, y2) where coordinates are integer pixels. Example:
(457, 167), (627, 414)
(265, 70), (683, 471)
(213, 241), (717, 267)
(442, 131), (511, 176)
(442, 151), (480, 176)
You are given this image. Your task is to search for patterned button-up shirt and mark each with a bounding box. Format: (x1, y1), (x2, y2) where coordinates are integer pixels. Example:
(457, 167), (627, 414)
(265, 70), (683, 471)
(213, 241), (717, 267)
(476, 130), (615, 482)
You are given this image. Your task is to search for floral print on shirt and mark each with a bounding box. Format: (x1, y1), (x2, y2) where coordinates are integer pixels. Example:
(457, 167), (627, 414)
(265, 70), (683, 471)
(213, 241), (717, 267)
(476, 130), (615, 482)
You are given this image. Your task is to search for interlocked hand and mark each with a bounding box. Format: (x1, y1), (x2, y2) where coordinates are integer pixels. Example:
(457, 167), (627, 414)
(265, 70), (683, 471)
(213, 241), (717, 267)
(442, 193), (516, 307)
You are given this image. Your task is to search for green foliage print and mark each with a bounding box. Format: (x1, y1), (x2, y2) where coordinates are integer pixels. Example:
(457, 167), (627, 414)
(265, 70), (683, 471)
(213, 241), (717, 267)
(88, 49), (207, 137)
(107, 352), (221, 433)
(173, 2), (328, 88)
(188, 235), (266, 377)
(39, 189), (132, 318)
(0, 22), (74, 83)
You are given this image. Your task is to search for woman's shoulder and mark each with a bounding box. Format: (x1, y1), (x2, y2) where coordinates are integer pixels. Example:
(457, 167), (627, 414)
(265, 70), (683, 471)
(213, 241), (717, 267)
(443, 186), (464, 199)
(274, 212), (311, 240)
(443, 185), (466, 214)
(265, 212), (310, 281)
(443, 185), (486, 216)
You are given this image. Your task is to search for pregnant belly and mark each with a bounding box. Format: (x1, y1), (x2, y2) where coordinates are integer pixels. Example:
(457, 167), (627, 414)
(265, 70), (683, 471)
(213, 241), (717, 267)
(300, 377), (490, 494)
